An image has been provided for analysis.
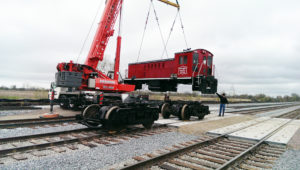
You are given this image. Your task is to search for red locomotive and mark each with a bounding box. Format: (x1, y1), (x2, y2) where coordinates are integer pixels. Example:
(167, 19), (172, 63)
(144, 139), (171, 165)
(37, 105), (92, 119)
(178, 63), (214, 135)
(124, 49), (218, 94)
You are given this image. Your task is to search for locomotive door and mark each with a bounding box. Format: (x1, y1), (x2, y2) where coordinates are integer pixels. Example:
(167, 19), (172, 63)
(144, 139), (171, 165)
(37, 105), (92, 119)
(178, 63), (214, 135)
(177, 55), (188, 77)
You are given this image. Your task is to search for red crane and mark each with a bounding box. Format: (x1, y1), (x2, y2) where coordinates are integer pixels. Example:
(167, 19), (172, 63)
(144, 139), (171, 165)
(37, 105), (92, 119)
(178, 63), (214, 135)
(56, 0), (179, 93)
(51, 0), (212, 128)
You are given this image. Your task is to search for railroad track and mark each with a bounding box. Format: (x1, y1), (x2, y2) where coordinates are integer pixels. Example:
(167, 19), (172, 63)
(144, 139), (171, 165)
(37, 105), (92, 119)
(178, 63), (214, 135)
(0, 116), (77, 128)
(121, 114), (300, 170)
(226, 103), (297, 115)
(0, 124), (173, 164)
(276, 108), (300, 119)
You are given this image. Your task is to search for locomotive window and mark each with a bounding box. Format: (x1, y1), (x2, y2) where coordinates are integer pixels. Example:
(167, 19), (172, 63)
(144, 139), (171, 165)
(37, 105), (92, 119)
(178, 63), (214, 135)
(184, 56), (187, 64)
(208, 56), (212, 67)
(151, 64), (153, 68)
(193, 53), (199, 64)
(179, 56), (183, 64)
(203, 56), (207, 65)
(162, 63), (165, 68)
(158, 63), (160, 68)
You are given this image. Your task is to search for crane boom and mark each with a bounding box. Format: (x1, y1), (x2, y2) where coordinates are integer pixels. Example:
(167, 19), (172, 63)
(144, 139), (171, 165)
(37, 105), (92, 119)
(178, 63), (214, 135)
(85, 0), (123, 69)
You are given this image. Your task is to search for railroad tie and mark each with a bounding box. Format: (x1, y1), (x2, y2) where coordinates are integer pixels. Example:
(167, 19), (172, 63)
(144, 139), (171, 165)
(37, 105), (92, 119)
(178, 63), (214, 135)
(218, 141), (250, 149)
(31, 151), (47, 157)
(254, 154), (278, 161)
(248, 157), (275, 164)
(80, 141), (97, 148)
(239, 163), (261, 170)
(201, 148), (236, 157)
(66, 144), (78, 150)
(257, 151), (281, 158)
(214, 143), (246, 151)
(208, 145), (241, 154)
(145, 153), (157, 158)
(260, 148), (285, 155)
(159, 163), (181, 170)
(172, 145), (182, 149)
(244, 160), (273, 169)
(93, 139), (111, 145)
(188, 153), (226, 164)
(132, 156), (145, 162)
(195, 150), (232, 160)
(44, 138), (57, 143)
(179, 156), (219, 169)
(168, 159), (205, 170)
(52, 147), (66, 153)
(155, 149), (168, 155)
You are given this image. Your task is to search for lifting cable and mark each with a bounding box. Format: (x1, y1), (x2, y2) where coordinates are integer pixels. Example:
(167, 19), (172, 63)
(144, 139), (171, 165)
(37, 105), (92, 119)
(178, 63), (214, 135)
(76, 0), (104, 63)
(160, 10), (179, 58)
(151, 0), (169, 58)
(136, 1), (152, 62)
(178, 10), (189, 49)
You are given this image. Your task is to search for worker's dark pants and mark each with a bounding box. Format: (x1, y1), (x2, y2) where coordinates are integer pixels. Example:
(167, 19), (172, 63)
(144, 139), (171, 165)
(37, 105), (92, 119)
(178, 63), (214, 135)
(219, 104), (226, 116)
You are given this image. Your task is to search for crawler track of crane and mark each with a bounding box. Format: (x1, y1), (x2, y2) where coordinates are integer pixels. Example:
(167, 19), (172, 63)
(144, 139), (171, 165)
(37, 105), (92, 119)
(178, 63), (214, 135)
(121, 114), (300, 170)
(0, 124), (173, 163)
(0, 117), (77, 129)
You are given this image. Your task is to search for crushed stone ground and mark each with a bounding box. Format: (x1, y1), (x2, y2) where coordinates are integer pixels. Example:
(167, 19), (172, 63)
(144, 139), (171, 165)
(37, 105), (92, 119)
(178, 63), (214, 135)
(177, 115), (254, 135)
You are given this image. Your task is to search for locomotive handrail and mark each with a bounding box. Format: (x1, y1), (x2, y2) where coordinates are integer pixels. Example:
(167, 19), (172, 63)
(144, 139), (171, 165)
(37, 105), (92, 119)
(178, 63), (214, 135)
(192, 62), (203, 78)
(192, 62), (203, 86)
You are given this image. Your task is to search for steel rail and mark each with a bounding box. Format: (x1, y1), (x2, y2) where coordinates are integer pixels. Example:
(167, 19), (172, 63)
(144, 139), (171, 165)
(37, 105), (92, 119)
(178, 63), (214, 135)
(0, 127), (99, 143)
(120, 117), (273, 170)
(0, 124), (169, 156)
(226, 103), (296, 113)
(0, 116), (76, 128)
(217, 113), (300, 169)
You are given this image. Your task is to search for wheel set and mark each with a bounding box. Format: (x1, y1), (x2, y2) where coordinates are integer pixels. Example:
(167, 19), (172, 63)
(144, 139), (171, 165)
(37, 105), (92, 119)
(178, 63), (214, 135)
(160, 101), (209, 121)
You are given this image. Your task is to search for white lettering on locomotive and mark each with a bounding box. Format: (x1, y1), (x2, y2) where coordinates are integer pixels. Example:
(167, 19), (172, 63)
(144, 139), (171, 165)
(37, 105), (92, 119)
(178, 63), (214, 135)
(178, 66), (188, 75)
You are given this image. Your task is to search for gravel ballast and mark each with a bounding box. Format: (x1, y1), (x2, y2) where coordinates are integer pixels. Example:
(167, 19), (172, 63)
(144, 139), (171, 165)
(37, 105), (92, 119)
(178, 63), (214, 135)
(0, 123), (86, 139)
(0, 131), (198, 170)
(272, 150), (300, 170)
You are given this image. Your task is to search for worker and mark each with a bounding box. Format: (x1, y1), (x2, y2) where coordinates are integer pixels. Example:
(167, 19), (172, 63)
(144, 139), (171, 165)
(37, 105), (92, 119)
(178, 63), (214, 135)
(216, 92), (228, 117)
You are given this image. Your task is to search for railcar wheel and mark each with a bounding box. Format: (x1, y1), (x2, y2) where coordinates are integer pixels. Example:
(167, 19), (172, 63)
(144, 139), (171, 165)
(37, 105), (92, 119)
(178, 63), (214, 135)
(59, 95), (69, 109)
(143, 120), (154, 129)
(161, 103), (171, 119)
(105, 106), (120, 120)
(82, 104), (101, 128)
(180, 104), (190, 120)
(198, 114), (205, 120)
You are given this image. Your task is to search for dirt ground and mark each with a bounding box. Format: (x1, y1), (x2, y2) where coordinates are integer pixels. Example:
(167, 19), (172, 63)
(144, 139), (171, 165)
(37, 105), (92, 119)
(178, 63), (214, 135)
(177, 115), (254, 136)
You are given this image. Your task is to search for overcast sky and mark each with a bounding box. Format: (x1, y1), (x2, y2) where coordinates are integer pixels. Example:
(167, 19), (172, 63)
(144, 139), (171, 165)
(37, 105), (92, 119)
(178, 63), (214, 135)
(0, 0), (299, 96)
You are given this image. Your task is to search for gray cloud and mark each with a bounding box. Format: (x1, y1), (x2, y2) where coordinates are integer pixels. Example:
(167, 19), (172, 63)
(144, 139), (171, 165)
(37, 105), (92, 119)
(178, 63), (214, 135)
(0, 0), (299, 96)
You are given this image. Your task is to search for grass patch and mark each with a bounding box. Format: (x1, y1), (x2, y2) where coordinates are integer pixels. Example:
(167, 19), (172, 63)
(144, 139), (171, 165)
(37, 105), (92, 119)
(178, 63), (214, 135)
(0, 90), (48, 99)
